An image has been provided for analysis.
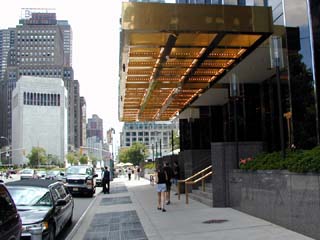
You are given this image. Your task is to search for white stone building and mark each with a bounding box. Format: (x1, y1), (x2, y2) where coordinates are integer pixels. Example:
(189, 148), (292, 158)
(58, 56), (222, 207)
(12, 76), (68, 166)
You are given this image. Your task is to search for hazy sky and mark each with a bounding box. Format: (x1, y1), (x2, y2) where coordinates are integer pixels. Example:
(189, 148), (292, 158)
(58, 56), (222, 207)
(1, 0), (123, 146)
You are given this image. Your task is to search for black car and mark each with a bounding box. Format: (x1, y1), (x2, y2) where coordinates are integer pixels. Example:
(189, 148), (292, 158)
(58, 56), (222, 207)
(0, 183), (22, 240)
(6, 180), (74, 240)
(65, 165), (97, 197)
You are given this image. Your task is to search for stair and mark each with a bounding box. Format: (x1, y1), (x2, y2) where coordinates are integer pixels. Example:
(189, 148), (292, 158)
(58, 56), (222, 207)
(188, 182), (213, 207)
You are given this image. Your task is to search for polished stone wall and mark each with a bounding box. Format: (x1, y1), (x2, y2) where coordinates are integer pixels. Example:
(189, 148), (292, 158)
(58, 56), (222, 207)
(211, 141), (263, 207)
(229, 170), (320, 240)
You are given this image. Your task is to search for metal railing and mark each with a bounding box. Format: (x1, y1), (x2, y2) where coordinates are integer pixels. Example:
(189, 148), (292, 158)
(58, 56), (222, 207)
(177, 165), (213, 204)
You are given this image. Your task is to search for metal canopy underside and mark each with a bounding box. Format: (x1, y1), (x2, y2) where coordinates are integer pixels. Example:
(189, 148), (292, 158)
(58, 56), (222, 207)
(119, 2), (273, 122)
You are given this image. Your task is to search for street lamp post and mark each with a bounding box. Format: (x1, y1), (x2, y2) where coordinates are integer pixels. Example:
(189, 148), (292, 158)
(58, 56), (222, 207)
(0, 136), (10, 166)
(229, 74), (240, 168)
(270, 36), (285, 159)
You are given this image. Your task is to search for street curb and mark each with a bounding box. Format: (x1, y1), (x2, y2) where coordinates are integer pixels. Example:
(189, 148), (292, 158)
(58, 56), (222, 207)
(65, 194), (99, 240)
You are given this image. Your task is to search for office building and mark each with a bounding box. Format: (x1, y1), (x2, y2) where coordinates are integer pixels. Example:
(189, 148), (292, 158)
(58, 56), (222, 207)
(80, 96), (87, 147)
(120, 121), (178, 157)
(12, 76), (68, 166)
(0, 9), (81, 150)
(87, 114), (103, 142)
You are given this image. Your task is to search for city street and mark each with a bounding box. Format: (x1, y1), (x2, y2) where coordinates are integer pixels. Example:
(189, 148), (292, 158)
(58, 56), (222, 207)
(1, 173), (99, 240)
(57, 188), (101, 240)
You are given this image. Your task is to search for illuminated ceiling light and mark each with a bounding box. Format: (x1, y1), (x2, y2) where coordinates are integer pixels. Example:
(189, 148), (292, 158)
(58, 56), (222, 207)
(237, 49), (246, 56)
(197, 48), (206, 57)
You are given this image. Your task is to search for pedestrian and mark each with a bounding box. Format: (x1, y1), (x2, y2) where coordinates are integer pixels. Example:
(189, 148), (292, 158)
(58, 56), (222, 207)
(128, 168), (132, 180)
(155, 165), (167, 212)
(163, 162), (173, 205)
(133, 167), (137, 180)
(137, 166), (141, 180)
(102, 166), (110, 194)
(173, 161), (180, 195)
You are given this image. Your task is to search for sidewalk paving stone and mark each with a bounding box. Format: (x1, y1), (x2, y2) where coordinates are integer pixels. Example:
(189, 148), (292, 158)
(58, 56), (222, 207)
(69, 177), (314, 240)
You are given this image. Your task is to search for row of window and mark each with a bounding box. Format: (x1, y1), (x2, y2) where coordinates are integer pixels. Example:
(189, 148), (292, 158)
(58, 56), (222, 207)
(23, 92), (61, 106)
(17, 46), (55, 50)
(18, 52), (54, 57)
(125, 137), (169, 144)
(17, 30), (56, 34)
(124, 124), (174, 130)
(125, 131), (171, 136)
(20, 57), (55, 63)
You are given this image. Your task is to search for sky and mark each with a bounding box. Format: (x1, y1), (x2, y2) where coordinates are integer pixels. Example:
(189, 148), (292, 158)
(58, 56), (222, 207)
(1, 0), (124, 147)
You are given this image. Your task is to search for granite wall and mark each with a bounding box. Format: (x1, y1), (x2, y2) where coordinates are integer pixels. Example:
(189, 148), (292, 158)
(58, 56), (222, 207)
(229, 170), (320, 240)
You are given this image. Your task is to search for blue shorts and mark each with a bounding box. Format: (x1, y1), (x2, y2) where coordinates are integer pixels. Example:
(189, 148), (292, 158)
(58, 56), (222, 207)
(157, 183), (167, 192)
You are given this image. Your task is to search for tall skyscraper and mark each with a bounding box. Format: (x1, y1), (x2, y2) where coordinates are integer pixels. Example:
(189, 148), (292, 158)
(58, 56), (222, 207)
(80, 96), (87, 147)
(87, 114), (104, 142)
(0, 9), (81, 149)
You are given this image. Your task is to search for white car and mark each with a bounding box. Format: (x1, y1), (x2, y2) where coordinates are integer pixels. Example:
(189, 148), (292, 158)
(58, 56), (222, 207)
(19, 169), (36, 180)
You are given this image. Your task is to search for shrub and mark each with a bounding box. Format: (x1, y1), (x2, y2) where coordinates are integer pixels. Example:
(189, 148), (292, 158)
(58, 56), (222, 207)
(239, 146), (320, 173)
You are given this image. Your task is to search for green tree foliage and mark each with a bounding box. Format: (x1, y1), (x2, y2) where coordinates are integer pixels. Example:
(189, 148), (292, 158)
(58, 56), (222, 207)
(66, 152), (78, 166)
(289, 53), (316, 148)
(47, 154), (60, 166)
(79, 155), (89, 165)
(89, 155), (98, 167)
(27, 147), (47, 167)
(119, 142), (148, 166)
(169, 130), (180, 151)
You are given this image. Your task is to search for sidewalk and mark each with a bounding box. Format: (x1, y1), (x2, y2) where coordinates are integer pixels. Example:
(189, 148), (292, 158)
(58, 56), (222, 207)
(68, 176), (314, 240)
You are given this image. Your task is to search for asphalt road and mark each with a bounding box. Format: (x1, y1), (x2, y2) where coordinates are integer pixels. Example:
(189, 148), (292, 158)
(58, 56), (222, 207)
(1, 174), (100, 240)
(56, 187), (102, 240)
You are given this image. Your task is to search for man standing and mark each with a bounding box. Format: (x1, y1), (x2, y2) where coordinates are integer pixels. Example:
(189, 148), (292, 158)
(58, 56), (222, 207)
(102, 166), (110, 194)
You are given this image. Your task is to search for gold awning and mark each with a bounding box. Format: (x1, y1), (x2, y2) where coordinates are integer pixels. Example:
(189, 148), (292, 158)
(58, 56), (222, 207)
(119, 2), (273, 122)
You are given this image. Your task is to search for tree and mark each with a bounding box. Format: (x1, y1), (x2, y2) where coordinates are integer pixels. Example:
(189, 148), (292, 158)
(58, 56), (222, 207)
(119, 143), (148, 166)
(66, 152), (78, 166)
(89, 155), (98, 168)
(169, 130), (180, 151)
(47, 154), (60, 166)
(79, 155), (88, 165)
(27, 147), (47, 167)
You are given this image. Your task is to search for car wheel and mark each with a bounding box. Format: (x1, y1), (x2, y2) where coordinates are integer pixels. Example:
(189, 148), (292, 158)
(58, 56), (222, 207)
(48, 225), (55, 240)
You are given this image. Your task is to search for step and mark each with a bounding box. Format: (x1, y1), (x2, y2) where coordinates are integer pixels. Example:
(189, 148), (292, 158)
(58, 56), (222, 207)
(191, 189), (213, 200)
(188, 190), (213, 207)
(193, 182), (213, 193)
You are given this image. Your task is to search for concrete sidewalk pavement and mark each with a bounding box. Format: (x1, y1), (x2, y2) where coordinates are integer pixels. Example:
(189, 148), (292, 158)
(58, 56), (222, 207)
(68, 177), (314, 240)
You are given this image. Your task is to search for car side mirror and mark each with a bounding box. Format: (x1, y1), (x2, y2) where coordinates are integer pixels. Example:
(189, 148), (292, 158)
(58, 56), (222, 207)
(56, 199), (67, 206)
(93, 174), (98, 178)
(60, 172), (65, 176)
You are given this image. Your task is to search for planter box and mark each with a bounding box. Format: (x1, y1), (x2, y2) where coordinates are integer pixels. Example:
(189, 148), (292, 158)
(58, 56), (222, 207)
(229, 170), (320, 240)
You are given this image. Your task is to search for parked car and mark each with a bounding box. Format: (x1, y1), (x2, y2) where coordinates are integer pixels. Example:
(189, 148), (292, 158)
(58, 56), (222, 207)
(45, 170), (64, 181)
(6, 179), (74, 240)
(36, 170), (47, 179)
(0, 183), (22, 240)
(65, 165), (97, 197)
(19, 169), (36, 180)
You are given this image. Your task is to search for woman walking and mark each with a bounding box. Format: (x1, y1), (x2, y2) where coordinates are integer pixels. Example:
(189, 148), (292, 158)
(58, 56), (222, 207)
(156, 165), (167, 212)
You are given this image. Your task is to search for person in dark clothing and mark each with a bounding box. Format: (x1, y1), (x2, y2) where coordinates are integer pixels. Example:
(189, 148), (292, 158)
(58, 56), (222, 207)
(102, 166), (110, 194)
(163, 162), (173, 205)
(173, 161), (180, 195)
(156, 165), (167, 212)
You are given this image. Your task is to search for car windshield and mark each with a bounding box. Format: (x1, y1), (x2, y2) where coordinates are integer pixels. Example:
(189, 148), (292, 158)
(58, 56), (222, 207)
(66, 166), (91, 175)
(8, 186), (52, 206)
(21, 169), (33, 174)
(47, 170), (59, 175)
